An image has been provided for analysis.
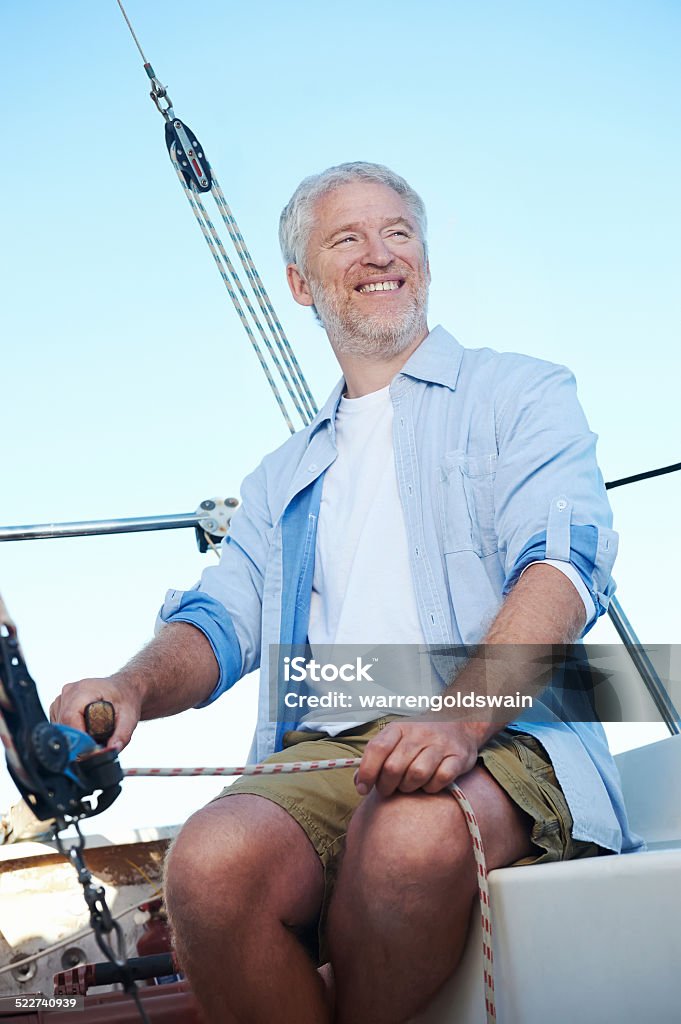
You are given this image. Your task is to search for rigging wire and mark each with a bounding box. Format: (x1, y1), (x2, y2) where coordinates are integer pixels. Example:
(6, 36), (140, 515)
(169, 152), (297, 432)
(115, 0), (317, 434)
(115, 0), (148, 63)
(606, 460), (681, 491)
(210, 181), (318, 418)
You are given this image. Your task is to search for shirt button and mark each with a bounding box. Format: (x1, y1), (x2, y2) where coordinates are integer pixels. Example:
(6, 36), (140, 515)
(308, 463), (317, 472)
(556, 499), (567, 511)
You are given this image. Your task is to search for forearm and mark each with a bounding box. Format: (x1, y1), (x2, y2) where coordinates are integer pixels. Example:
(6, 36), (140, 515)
(446, 562), (585, 746)
(114, 621), (219, 720)
(486, 562), (585, 645)
(51, 621), (221, 751)
(357, 566), (587, 796)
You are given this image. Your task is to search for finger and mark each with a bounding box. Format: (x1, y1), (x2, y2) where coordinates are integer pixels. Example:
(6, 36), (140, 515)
(356, 723), (403, 794)
(54, 682), (90, 732)
(373, 742), (430, 797)
(49, 697), (61, 724)
(108, 703), (138, 752)
(396, 748), (443, 794)
(421, 754), (470, 794)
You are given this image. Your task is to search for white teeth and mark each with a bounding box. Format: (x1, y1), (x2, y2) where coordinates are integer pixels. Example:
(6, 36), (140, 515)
(358, 281), (401, 293)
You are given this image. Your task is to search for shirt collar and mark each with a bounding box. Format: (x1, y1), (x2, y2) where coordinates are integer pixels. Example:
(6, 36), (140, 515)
(308, 378), (345, 441)
(307, 325), (463, 441)
(398, 324), (464, 391)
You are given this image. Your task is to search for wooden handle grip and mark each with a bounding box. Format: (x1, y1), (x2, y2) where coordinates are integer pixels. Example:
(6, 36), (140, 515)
(84, 700), (116, 745)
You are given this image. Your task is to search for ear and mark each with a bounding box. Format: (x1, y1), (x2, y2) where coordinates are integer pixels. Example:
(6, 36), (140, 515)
(286, 264), (315, 307)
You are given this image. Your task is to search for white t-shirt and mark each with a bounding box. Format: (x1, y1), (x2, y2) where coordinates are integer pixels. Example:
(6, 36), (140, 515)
(303, 386), (424, 732)
(309, 386), (424, 648)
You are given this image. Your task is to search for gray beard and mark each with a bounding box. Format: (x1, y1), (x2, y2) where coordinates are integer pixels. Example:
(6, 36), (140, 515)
(310, 279), (429, 360)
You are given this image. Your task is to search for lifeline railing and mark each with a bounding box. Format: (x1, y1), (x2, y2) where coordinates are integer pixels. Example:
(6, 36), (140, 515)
(0, 512), (203, 542)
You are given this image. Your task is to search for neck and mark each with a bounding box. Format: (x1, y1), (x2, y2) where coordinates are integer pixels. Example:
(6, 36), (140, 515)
(334, 325), (430, 398)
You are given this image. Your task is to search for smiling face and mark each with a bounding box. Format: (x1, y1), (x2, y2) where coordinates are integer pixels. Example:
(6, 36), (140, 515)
(287, 180), (430, 359)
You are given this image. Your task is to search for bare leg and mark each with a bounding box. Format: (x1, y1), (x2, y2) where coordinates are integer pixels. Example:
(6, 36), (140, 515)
(164, 794), (329, 1024)
(328, 765), (535, 1024)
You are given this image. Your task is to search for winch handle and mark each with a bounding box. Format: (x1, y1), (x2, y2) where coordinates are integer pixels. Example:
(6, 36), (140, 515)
(84, 701), (116, 746)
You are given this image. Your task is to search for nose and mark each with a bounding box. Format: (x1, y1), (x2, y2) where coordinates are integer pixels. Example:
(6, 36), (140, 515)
(360, 232), (393, 267)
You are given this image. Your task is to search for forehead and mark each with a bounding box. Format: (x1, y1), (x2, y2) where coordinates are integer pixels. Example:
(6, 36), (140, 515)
(311, 181), (413, 236)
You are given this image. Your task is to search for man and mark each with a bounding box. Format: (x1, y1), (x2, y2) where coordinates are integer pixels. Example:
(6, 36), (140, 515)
(52, 162), (641, 1024)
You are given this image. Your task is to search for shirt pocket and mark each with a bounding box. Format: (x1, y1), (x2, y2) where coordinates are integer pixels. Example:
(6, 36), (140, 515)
(438, 451), (498, 556)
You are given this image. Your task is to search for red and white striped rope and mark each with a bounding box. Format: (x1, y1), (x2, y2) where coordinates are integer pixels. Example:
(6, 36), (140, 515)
(124, 758), (496, 1022)
(455, 780), (496, 1022)
(123, 758), (359, 778)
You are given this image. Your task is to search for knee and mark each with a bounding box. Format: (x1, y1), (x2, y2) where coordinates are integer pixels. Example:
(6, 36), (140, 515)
(164, 802), (265, 924)
(164, 795), (324, 935)
(343, 791), (475, 900)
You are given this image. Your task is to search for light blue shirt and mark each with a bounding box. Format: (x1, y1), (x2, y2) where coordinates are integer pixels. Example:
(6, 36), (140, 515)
(158, 326), (643, 854)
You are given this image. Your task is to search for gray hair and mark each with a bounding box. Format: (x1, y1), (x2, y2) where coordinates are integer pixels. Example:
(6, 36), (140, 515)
(279, 161), (428, 270)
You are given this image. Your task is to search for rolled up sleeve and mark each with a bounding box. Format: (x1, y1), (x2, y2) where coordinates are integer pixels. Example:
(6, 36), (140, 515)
(156, 460), (272, 706)
(494, 360), (618, 631)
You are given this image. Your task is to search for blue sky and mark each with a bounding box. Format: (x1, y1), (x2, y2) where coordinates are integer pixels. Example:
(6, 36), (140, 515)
(1, 1), (679, 832)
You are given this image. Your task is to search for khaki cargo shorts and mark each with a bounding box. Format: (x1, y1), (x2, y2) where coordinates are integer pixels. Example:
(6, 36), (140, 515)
(213, 718), (603, 959)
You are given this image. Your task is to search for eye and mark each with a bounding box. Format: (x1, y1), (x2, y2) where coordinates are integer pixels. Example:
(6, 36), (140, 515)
(334, 235), (357, 246)
(390, 230), (409, 238)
